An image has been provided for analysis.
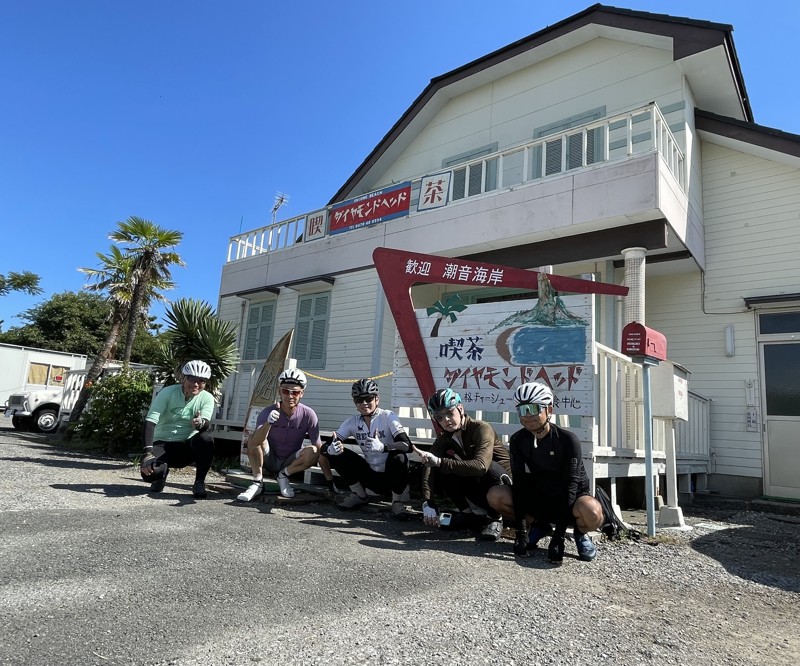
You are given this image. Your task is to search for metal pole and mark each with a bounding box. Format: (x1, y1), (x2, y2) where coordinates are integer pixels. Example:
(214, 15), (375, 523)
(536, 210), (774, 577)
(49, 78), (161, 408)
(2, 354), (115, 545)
(642, 360), (656, 536)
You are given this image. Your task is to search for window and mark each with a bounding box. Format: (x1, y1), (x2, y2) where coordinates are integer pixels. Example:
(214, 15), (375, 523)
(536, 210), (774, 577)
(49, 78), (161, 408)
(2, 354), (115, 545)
(26, 363), (70, 387)
(49, 366), (69, 387)
(244, 302), (275, 360)
(443, 143), (498, 201)
(532, 107), (606, 179)
(27, 363), (49, 385)
(759, 312), (800, 335)
(294, 292), (330, 369)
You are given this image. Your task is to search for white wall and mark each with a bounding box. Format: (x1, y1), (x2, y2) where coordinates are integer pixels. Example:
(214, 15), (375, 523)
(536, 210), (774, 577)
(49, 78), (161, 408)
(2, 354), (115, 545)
(219, 271), (403, 432)
(376, 37), (685, 189)
(701, 143), (800, 309)
(645, 270), (762, 479)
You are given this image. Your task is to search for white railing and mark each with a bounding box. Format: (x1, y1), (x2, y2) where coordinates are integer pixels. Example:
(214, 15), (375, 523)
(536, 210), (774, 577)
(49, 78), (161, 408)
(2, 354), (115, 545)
(675, 391), (712, 458)
(227, 102), (686, 263)
(58, 363), (159, 424)
(595, 342), (643, 452)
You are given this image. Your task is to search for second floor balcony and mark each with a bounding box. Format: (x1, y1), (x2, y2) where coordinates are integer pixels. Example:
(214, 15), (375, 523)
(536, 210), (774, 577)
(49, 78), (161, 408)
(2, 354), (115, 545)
(227, 102), (688, 266)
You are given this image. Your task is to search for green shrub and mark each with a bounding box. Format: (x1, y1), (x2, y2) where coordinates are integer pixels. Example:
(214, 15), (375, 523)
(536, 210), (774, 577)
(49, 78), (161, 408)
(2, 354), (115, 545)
(74, 369), (154, 454)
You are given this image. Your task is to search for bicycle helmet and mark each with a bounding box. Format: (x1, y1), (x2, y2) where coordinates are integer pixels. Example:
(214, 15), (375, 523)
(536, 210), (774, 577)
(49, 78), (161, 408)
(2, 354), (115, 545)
(427, 388), (462, 416)
(513, 381), (553, 405)
(182, 360), (212, 379)
(279, 368), (307, 388)
(351, 378), (379, 398)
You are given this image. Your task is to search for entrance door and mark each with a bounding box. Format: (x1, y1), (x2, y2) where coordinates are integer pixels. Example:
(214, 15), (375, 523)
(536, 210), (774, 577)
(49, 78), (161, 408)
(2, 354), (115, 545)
(759, 312), (800, 500)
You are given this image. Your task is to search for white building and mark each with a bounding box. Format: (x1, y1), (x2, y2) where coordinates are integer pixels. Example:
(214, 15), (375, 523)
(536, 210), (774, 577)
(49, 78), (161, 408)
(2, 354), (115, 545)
(216, 5), (800, 502)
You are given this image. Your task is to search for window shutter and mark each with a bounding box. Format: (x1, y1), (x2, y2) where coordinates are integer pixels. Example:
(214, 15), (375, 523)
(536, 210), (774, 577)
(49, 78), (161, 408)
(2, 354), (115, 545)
(294, 293), (329, 368)
(244, 302), (275, 361)
(468, 163), (484, 196)
(545, 139), (562, 175)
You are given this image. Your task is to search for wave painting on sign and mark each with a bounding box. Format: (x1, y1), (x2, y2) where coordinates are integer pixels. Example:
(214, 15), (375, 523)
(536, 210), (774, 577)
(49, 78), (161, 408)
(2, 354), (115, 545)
(489, 272), (588, 365)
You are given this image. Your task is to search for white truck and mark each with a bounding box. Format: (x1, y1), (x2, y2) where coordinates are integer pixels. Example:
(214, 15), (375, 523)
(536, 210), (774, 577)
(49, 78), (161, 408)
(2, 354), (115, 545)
(1, 344), (89, 433)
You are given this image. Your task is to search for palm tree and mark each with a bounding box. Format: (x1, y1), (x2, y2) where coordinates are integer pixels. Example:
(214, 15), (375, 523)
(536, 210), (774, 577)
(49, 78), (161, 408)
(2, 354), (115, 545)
(426, 293), (467, 337)
(67, 246), (135, 430)
(155, 298), (240, 399)
(67, 217), (183, 430)
(109, 216), (184, 365)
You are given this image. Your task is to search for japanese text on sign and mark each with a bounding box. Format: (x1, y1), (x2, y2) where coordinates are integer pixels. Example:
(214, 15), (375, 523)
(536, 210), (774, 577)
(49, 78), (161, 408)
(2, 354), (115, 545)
(330, 182), (411, 235)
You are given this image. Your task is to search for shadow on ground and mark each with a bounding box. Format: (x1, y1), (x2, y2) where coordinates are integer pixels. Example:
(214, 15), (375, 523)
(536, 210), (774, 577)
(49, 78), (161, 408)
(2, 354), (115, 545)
(690, 514), (800, 593)
(0, 454), (126, 471)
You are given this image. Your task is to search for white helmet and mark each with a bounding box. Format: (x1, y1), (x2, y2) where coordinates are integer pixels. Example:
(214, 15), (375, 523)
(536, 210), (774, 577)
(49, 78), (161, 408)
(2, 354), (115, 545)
(182, 359), (212, 379)
(513, 381), (553, 405)
(279, 368), (307, 388)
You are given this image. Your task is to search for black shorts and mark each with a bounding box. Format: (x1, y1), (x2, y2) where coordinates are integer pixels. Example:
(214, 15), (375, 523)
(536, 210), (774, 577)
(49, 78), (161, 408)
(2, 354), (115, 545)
(516, 485), (591, 525)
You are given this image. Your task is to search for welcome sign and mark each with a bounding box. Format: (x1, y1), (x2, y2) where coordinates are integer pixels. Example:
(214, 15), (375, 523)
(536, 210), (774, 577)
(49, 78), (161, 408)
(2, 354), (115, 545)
(393, 294), (595, 416)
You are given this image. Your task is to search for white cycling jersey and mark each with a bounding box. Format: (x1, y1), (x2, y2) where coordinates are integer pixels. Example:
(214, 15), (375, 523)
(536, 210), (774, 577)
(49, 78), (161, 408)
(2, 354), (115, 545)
(334, 407), (407, 472)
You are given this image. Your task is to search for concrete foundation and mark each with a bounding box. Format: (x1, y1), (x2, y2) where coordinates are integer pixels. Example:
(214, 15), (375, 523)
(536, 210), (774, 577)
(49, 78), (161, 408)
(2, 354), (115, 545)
(705, 474), (763, 499)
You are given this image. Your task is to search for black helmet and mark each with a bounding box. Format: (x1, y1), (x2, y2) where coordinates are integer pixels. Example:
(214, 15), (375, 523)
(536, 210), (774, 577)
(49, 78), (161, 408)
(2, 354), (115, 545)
(427, 388), (462, 416)
(351, 378), (379, 399)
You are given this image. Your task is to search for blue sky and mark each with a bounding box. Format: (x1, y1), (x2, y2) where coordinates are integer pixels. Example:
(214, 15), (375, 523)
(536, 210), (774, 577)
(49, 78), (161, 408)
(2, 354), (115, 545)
(1, 0), (797, 331)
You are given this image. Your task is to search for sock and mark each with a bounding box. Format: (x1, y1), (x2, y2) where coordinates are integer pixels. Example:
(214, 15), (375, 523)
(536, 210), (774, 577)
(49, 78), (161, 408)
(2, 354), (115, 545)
(349, 482), (367, 499)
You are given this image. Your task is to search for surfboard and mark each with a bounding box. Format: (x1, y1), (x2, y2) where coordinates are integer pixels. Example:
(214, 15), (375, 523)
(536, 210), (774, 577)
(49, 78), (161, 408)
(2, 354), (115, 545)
(239, 329), (294, 468)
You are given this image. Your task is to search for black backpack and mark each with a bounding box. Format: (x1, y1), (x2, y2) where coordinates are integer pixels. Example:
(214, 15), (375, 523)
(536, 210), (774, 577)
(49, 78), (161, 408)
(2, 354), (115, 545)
(595, 485), (641, 541)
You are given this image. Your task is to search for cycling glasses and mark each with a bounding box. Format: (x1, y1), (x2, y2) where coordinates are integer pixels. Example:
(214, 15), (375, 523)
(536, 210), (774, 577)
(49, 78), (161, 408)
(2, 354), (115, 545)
(516, 403), (546, 417)
(185, 375), (207, 384)
(280, 388), (303, 396)
(354, 396), (376, 405)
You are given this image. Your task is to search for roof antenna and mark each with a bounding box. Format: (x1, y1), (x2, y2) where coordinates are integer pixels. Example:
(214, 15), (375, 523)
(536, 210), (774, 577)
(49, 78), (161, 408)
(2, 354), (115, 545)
(272, 192), (289, 224)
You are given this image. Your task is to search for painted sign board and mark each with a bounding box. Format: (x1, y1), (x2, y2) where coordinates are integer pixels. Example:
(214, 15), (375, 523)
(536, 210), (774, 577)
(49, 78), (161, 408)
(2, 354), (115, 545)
(329, 182), (411, 235)
(373, 247), (629, 411)
(393, 295), (595, 415)
(305, 209), (328, 241)
(417, 172), (451, 211)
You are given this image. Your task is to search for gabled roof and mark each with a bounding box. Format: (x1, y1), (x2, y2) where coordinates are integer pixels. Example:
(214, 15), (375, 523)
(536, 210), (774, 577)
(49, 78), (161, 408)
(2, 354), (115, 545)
(330, 3), (749, 204)
(696, 109), (800, 166)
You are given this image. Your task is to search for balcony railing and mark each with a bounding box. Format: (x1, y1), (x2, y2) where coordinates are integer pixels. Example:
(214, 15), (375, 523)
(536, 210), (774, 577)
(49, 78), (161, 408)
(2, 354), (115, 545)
(227, 102), (686, 263)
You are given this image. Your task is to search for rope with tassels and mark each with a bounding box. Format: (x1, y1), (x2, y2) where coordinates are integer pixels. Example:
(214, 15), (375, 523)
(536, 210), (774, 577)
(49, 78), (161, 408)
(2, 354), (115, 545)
(300, 370), (394, 383)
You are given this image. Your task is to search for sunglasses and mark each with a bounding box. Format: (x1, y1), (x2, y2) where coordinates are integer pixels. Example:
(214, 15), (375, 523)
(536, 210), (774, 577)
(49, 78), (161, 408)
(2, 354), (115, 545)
(185, 375), (207, 384)
(516, 403), (546, 417)
(354, 396), (376, 405)
(281, 388), (302, 396)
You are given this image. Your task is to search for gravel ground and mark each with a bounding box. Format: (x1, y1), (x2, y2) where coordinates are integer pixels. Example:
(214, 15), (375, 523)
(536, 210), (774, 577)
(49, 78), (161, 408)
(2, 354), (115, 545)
(1, 423), (798, 666)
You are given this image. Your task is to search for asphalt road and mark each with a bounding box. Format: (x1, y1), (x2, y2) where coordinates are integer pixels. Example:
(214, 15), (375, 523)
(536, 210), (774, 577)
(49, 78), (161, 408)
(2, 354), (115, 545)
(1, 423), (798, 666)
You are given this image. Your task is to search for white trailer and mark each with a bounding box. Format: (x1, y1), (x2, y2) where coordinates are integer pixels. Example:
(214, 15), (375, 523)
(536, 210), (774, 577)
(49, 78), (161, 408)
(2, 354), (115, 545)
(1, 343), (89, 431)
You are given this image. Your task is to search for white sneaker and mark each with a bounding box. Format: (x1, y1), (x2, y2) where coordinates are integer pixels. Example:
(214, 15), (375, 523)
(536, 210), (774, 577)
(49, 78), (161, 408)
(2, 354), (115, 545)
(237, 481), (263, 502)
(277, 469), (295, 498)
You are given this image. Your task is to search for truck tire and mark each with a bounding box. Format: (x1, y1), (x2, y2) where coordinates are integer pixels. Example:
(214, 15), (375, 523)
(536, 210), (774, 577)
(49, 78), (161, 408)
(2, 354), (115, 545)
(33, 408), (59, 434)
(11, 414), (30, 431)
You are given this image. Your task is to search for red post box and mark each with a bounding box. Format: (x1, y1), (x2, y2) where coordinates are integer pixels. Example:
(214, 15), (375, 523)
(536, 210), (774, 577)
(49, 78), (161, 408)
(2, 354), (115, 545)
(621, 322), (667, 361)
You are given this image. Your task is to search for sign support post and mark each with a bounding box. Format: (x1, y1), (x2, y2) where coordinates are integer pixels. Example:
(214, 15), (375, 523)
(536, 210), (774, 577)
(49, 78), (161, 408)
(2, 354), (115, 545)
(621, 321), (668, 538)
(642, 357), (657, 537)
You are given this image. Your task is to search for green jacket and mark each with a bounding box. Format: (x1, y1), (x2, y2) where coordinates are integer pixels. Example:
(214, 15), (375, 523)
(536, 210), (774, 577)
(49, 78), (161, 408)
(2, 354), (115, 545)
(421, 415), (511, 501)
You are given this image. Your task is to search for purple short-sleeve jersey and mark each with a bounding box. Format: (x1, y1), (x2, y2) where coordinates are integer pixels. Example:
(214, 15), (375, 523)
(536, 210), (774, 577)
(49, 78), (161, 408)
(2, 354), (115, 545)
(255, 402), (321, 459)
